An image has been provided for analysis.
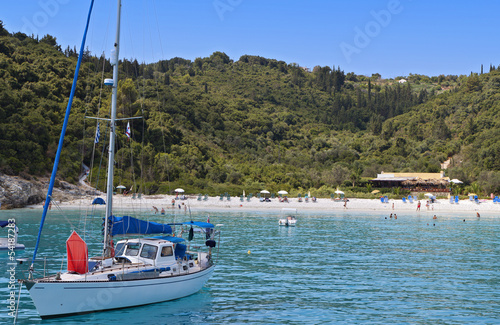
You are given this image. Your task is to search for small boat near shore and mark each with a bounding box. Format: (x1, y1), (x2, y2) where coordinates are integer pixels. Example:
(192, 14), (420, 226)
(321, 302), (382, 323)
(279, 208), (297, 226)
(0, 220), (25, 250)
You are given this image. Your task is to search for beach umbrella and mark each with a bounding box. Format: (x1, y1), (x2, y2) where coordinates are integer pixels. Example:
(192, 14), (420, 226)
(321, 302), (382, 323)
(371, 190), (380, 194)
(450, 179), (463, 184)
(424, 193), (433, 197)
(116, 185), (126, 189)
(260, 190), (270, 194)
(334, 190), (344, 194)
(174, 188), (185, 193)
(277, 190), (288, 195)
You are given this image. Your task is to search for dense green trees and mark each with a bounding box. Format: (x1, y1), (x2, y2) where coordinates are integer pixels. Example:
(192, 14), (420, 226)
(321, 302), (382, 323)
(1, 26), (500, 196)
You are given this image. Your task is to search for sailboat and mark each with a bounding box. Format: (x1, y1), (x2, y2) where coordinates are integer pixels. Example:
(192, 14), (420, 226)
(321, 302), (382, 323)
(22, 0), (220, 319)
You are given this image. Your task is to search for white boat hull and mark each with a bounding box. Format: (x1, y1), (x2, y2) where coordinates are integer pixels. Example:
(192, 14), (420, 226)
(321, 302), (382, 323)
(279, 219), (297, 226)
(26, 266), (214, 319)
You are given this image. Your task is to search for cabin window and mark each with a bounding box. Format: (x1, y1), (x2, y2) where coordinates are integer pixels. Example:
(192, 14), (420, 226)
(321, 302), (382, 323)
(161, 246), (173, 257)
(140, 244), (158, 259)
(125, 243), (141, 256)
(115, 242), (126, 256)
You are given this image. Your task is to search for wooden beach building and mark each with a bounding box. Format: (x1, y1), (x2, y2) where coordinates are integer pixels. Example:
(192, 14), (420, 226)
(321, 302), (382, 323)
(370, 171), (450, 193)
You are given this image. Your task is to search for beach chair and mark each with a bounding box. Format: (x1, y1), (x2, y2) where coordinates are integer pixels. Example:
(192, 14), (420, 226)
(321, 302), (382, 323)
(330, 194), (334, 200)
(402, 197), (407, 203)
(413, 195), (417, 201)
(137, 193), (142, 199)
(381, 197), (385, 203)
(449, 196), (453, 204)
(469, 195), (473, 201)
(240, 195), (244, 202)
(305, 195), (309, 203)
(408, 196), (413, 203)
(131, 193), (136, 199)
(474, 195), (479, 203)
(384, 196), (389, 203)
(203, 194), (208, 201)
(298, 194), (302, 202)
(226, 193), (231, 201)
(455, 196), (459, 203)
(219, 194), (224, 201)
(495, 196), (499, 203)
(271, 193), (275, 199)
(197, 194), (202, 201)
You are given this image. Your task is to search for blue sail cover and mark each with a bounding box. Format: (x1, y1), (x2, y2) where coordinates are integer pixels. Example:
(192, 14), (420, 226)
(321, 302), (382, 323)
(110, 216), (172, 236)
(0, 221), (10, 228)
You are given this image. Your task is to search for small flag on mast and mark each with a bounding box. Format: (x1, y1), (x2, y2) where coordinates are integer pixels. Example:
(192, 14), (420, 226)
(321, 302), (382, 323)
(126, 122), (131, 140)
(94, 123), (100, 144)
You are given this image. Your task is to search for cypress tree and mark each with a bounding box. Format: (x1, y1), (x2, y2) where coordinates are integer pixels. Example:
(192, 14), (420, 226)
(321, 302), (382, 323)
(368, 79), (372, 103)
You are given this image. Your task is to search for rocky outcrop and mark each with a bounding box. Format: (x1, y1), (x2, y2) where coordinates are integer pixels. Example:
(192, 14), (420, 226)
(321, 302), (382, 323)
(0, 173), (94, 209)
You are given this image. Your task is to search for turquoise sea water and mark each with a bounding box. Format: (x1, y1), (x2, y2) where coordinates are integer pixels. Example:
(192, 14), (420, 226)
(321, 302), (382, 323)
(1, 207), (499, 324)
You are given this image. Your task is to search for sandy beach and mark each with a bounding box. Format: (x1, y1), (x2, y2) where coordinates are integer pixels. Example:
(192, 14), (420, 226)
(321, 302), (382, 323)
(43, 194), (500, 217)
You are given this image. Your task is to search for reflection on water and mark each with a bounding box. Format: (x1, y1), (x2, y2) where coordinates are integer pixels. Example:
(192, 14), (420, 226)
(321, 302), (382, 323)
(1, 208), (499, 324)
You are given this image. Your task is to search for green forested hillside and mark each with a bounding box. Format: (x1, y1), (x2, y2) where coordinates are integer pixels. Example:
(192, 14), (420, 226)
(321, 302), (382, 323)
(1, 21), (498, 197)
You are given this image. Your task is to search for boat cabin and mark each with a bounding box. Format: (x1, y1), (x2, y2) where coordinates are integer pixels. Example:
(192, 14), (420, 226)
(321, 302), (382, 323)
(113, 238), (188, 265)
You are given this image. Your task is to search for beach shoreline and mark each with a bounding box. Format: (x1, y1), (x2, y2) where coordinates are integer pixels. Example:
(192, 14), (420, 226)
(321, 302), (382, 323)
(27, 195), (500, 217)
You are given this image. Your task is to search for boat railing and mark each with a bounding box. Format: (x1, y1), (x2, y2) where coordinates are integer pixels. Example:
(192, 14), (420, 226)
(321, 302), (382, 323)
(17, 256), (66, 281)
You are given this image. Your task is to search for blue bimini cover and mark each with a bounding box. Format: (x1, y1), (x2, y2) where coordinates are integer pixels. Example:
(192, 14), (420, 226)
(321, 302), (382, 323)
(110, 216), (172, 236)
(150, 236), (186, 243)
(167, 221), (214, 228)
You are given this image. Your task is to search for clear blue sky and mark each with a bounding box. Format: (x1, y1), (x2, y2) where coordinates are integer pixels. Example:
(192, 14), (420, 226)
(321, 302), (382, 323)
(2, 0), (499, 78)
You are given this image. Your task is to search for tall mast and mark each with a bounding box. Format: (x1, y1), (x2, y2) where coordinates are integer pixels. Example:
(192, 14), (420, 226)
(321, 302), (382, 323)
(103, 0), (122, 256)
